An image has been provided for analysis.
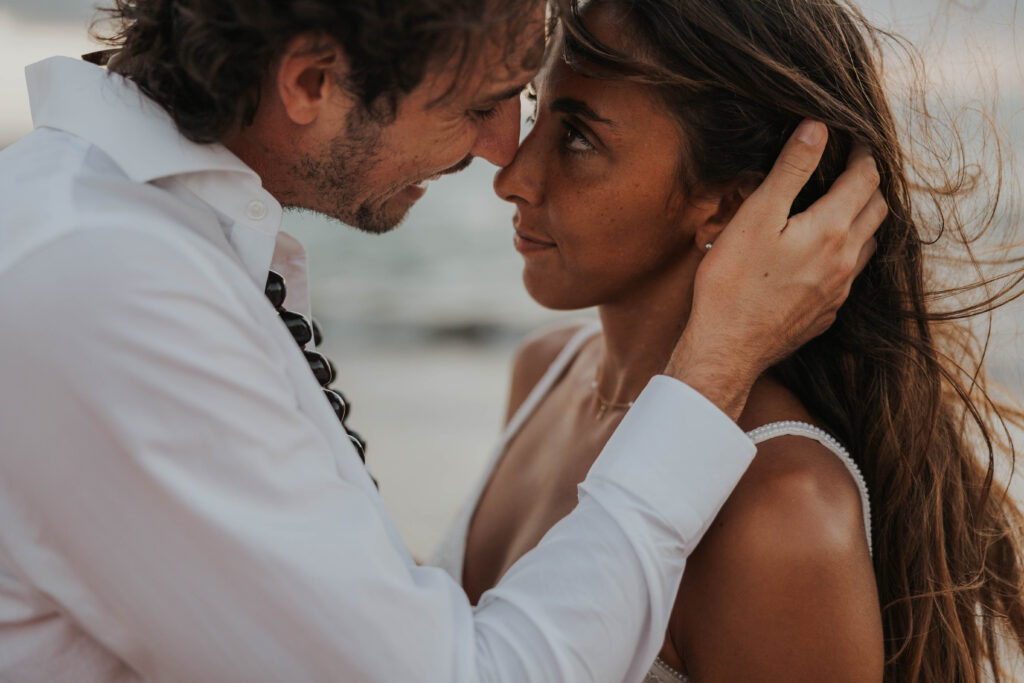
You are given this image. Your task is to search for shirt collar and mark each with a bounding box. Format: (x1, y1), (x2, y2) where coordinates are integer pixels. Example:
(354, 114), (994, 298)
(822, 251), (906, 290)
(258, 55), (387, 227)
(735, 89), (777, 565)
(26, 56), (285, 286)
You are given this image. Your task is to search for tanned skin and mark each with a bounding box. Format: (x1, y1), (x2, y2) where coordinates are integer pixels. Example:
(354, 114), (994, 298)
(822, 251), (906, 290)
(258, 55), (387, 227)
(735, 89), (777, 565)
(462, 9), (885, 681)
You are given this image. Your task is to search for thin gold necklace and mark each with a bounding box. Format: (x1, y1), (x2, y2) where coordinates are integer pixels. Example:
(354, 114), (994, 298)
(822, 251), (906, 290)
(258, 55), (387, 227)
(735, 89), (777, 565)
(591, 364), (635, 418)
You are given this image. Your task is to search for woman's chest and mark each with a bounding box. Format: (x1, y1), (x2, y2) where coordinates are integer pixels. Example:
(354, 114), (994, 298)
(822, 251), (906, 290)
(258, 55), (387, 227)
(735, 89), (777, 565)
(462, 395), (619, 603)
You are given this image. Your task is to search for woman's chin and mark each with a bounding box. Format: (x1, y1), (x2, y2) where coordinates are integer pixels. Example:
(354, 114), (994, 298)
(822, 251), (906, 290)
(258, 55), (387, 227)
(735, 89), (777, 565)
(522, 271), (594, 311)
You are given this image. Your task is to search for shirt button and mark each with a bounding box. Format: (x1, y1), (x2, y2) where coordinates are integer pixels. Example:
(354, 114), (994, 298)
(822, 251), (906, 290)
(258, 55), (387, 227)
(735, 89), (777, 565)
(246, 200), (268, 221)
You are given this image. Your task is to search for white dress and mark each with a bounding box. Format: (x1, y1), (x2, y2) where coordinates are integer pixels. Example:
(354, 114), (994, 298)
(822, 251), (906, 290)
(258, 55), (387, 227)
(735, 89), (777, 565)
(431, 322), (873, 683)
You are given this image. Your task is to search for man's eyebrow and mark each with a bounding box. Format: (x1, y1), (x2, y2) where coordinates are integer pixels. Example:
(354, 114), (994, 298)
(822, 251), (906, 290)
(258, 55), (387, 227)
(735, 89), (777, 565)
(550, 97), (617, 127)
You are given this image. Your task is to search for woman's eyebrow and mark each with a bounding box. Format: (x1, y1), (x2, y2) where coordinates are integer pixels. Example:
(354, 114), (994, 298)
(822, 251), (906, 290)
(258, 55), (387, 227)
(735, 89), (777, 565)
(550, 97), (617, 127)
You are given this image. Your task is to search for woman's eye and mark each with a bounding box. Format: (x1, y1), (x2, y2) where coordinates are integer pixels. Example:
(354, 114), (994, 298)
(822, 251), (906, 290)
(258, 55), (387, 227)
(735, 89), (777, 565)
(561, 122), (595, 153)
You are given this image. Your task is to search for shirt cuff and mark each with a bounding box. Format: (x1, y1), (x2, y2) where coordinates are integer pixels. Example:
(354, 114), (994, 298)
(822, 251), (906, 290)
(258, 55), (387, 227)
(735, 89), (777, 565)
(584, 375), (756, 546)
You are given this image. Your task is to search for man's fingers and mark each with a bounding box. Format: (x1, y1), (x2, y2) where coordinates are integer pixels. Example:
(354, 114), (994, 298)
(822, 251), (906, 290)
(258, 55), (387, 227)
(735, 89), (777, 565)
(852, 235), (877, 278)
(850, 188), (888, 245)
(840, 193), (882, 296)
(747, 120), (828, 220)
(803, 144), (881, 230)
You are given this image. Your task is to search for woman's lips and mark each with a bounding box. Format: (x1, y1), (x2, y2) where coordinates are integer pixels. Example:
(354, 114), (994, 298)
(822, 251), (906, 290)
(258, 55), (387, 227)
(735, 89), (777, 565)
(513, 230), (557, 254)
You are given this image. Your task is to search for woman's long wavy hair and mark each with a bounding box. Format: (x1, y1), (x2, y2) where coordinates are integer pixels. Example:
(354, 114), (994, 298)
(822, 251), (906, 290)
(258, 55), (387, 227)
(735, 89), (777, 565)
(561, 0), (1024, 679)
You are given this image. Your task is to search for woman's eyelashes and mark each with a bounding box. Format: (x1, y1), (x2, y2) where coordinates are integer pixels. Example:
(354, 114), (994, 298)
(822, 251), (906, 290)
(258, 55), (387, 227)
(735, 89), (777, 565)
(560, 120), (597, 154)
(524, 85), (597, 154)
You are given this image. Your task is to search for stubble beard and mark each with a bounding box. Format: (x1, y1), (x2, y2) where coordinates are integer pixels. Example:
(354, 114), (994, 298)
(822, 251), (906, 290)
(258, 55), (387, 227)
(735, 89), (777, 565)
(292, 110), (407, 235)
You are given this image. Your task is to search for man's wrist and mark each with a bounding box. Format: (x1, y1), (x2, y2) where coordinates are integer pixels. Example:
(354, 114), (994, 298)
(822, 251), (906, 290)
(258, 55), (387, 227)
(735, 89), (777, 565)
(663, 333), (758, 421)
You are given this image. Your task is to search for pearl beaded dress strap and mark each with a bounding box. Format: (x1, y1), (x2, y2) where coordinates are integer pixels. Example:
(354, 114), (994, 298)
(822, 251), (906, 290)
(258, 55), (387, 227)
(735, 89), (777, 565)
(746, 420), (872, 556)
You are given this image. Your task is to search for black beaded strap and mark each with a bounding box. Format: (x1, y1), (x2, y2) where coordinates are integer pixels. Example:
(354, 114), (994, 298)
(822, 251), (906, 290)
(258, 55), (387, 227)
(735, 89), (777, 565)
(265, 271), (368, 465)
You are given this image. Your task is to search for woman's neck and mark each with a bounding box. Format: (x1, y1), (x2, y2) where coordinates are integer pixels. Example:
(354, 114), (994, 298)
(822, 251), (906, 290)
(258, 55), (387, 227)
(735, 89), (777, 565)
(594, 249), (703, 406)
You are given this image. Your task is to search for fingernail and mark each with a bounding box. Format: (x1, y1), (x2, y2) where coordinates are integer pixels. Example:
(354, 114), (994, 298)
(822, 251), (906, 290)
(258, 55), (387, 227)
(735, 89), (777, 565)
(795, 120), (824, 146)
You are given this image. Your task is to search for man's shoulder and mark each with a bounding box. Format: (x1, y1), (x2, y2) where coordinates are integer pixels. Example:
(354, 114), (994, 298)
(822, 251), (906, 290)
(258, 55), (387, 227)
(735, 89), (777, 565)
(0, 128), (223, 279)
(0, 126), (91, 168)
(0, 127), (117, 206)
(0, 128), (93, 243)
(0, 131), (241, 329)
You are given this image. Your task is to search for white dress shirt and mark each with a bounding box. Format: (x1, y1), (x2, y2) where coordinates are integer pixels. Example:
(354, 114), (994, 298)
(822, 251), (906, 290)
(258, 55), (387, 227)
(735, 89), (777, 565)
(0, 57), (756, 683)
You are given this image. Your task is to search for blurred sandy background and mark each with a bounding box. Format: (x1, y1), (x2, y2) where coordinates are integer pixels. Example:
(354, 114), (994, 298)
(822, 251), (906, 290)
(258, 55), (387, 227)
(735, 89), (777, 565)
(1, 0), (1022, 564)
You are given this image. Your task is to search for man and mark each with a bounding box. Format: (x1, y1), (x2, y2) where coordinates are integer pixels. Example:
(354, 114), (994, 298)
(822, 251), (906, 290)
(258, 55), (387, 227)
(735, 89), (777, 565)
(0, 0), (883, 681)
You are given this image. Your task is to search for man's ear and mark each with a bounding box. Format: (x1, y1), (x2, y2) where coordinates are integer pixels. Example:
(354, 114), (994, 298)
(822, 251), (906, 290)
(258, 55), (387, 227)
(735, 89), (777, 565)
(693, 175), (762, 249)
(275, 35), (351, 126)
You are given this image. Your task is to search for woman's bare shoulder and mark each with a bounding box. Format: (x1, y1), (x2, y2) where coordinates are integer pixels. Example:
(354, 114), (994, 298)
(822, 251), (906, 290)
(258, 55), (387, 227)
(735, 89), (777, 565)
(664, 374), (883, 681)
(732, 375), (867, 552)
(727, 375), (869, 568)
(504, 322), (596, 424)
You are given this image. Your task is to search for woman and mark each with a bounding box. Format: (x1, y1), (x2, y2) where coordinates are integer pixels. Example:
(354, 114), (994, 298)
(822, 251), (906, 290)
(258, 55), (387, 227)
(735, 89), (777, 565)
(433, 0), (1024, 680)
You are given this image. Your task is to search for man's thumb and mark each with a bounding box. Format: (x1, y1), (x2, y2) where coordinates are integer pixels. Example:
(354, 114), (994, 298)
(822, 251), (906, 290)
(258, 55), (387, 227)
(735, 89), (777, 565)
(752, 120), (828, 215)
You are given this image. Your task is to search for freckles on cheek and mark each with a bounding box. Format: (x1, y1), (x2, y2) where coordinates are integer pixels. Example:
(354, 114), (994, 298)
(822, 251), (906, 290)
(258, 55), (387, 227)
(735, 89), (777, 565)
(565, 206), (632, 270)
(551, 184), (603, 243)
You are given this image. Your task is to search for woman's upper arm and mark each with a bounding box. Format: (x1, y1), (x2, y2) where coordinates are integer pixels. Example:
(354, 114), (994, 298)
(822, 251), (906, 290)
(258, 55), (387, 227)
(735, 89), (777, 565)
(669, 436), (884, 682)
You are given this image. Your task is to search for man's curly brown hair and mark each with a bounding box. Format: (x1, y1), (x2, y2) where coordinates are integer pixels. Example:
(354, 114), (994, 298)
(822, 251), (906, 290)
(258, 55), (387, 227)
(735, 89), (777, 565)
(92, 0), (542, 144)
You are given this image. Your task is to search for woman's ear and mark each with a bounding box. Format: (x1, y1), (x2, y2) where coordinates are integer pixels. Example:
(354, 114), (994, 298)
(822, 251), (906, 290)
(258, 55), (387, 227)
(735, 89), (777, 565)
(694, 175), (762, 250)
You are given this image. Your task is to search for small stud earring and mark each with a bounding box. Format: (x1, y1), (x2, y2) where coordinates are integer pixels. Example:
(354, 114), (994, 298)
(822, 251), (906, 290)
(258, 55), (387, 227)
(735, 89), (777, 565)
(704, 242), (714, 251)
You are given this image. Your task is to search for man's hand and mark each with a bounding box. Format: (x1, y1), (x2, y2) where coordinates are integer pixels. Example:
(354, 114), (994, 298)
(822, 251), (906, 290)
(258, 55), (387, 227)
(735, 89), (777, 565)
(665, 120), (886, 419)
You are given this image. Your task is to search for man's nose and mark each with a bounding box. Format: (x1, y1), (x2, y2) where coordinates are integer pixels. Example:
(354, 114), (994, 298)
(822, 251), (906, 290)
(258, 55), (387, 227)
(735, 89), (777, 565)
(493, 125), (543, 208)
(471, 97), (521, 168)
